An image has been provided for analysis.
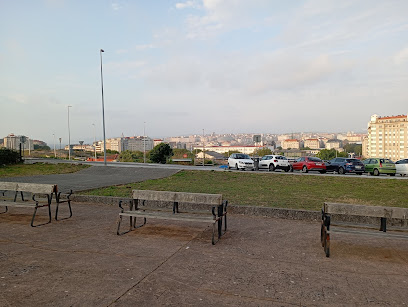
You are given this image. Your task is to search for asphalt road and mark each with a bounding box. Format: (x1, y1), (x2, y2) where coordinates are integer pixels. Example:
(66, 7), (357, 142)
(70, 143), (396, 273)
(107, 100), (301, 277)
(24, 158), (408, 180)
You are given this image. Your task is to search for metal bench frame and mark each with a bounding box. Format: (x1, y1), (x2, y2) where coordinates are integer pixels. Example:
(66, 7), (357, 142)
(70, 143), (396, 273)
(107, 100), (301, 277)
(117, 190), (228, 244)
(0, 183), (55, 227)
(321, 202), (408, 257)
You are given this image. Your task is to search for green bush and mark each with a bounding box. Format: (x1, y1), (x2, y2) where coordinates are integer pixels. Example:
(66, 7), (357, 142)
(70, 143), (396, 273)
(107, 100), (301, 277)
(0, 148), (22, 165)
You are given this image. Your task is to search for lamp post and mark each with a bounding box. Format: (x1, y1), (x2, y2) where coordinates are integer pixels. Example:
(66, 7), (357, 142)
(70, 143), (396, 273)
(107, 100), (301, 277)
(202, 129), (205, 166)
(100, 49), (107, 166)
(143, 122), (146, 163)
(92, 123), (97, 162)
(53, 133), (56, 158)
(68, 105), (72, 160)
(59, 138), (62, 158)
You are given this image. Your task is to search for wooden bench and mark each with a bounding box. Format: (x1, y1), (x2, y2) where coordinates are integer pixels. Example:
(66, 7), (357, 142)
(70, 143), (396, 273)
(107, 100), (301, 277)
(321, 202), (408, 257)
(117, 190), (228, 244)
(0, 182), (73, 226)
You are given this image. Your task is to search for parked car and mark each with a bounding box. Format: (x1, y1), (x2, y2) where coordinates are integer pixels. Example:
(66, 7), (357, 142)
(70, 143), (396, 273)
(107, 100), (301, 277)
(325, 157), (365, 175)
(362, 158), (396, 176)
(395, 159), (408, 176)
(258, 155), (291, 172)
(228, 153), (255, 170)
(291, 156), (326, 173)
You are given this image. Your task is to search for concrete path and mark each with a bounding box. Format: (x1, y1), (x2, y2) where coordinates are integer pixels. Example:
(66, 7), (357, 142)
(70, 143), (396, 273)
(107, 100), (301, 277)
(0, 202), (407, 306)
(0, 166), (179, 193)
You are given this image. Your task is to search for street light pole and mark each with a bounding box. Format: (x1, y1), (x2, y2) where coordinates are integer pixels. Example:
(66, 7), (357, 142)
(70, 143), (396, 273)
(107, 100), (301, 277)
(202, 129), (205, 167)
(100, 49), (107, 166)
(143, 122), (146, 163)
(53, 133), (56, 158)
(68, 105), (72, 160)
(59, 138), (62, 158)
(92, 123), (97, 162)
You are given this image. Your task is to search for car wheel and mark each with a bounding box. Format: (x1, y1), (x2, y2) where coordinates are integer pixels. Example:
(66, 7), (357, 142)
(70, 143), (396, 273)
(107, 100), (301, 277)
(338, 167), (345, 175)
(390, 173), (395, 177)
(227, 164), (231, 169)
(320, 170), (326, 174)
(235, 164), (239, 170)
(302, 166), (308, 173)
(356, 173), (362, 175)
(373, 168), (380, 176)
(269, 164), (275, 172)
(284, 166), (290, 172)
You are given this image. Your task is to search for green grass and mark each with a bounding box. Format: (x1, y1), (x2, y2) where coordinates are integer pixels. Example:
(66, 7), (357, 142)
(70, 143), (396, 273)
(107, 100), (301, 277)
(0, 163), (90, 177)
(82, 170), (408, 211)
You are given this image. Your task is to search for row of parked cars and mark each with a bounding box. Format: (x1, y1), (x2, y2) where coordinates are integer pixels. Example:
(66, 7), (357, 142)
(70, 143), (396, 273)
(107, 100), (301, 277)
(227, 153), (408, 176)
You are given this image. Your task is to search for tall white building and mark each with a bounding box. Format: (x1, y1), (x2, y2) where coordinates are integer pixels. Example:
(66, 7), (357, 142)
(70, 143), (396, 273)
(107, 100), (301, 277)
(363, 114), (408, 160)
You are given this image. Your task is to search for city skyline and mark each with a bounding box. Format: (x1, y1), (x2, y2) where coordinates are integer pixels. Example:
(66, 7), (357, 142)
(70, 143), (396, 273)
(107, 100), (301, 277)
(1, 1), (408, 145)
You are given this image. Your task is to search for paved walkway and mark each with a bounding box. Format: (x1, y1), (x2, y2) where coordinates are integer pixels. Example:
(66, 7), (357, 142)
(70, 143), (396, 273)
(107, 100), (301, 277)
(0, 202), (407, 306)
(0, 166), (179, 193)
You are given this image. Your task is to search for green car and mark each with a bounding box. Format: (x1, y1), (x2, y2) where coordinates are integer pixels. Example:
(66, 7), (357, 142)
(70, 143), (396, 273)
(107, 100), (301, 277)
(362, 158), (396, 176)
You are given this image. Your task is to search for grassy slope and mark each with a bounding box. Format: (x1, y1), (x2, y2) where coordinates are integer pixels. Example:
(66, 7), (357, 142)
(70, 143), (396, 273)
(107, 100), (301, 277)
(82, 170), (408, 211)
(0, 163), (90, 177)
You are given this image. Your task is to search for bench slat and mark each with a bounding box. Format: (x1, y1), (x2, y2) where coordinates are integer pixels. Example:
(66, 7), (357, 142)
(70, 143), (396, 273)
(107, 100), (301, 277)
(120, 211), (216, 223)
(133, 190), (176, 202)
(0, 202), (40, 208)
(132, 190), (222, 205)
(17, 183), (55, 194)
(0, 182), (18, 190)
(324, 202), (408, 219)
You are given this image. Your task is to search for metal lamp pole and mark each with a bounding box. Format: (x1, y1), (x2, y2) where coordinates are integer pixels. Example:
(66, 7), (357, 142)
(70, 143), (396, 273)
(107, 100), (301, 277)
(143, 122), (146, 163)
(100, 49), (107, 166)
(92, 123), (97, 161)
(202, 129), (205, 166)
(68, 105), (72, 160)
(53, 133), (56, 157)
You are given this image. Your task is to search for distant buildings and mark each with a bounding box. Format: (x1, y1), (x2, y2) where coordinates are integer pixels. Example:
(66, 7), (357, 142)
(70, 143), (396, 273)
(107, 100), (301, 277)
(363, 114), (408, 160)
(282, 139), (301, 150)
(192, 145), (266, 155)
(2, 134), (34, 151)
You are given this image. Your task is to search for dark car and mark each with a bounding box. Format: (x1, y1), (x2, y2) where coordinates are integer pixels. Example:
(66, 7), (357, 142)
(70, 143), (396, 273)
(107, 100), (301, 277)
(291, 156), (326, 173)
(325, 157), (365, 175)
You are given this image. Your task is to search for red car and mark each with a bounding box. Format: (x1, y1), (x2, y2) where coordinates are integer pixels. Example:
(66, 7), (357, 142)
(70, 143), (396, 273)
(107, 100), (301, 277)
(291, 156), (326, 173)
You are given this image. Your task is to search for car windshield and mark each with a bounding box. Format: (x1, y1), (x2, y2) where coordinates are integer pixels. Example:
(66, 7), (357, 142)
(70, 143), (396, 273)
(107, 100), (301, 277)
(236, 154), (250, 159)
(308, 157), (322, 162)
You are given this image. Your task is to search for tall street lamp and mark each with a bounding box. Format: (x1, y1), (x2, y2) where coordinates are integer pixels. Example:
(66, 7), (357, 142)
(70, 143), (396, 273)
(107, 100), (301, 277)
(202, 129), (205, 167)
(143, 122), (146, 163)
(68, 105), (72, 160)
(53, 133), (56, 158)
(100, 49), (107, 166)
(59, 138), (62, 158)
(92, 123), (97, 161)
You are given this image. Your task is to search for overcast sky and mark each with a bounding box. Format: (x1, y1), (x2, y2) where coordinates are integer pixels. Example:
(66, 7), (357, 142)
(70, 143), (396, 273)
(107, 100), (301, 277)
(1, 0), (408, 145)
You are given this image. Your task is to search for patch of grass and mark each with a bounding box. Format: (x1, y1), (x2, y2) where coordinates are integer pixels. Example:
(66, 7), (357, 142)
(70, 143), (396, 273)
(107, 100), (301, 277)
(0, 163), (90, 177)
(82, 170), (408, 211)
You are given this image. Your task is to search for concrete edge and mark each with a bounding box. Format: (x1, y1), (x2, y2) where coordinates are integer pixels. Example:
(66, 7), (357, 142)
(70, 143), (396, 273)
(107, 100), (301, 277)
(65, 194), (408, 227)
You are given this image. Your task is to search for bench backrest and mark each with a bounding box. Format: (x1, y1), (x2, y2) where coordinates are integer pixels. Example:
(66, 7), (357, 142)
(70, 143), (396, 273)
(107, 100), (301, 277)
(16, 183), (56, 194)
(0, 182), (19, 191)
(133, 190), (222, 205)
(324, 202), (408, 220)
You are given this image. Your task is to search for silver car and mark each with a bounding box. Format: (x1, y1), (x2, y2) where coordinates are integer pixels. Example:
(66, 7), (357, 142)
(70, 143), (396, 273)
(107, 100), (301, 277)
(258, 155), (291, 172)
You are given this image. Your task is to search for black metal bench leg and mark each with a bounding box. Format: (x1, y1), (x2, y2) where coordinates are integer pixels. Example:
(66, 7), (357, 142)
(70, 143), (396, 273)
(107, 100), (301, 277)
(30, 204), (52, 227)
(0, 206), (8, 214)
(380, 217), (387, 232)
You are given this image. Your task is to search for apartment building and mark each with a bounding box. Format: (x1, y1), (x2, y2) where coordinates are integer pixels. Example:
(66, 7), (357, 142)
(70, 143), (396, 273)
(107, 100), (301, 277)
(3, 134), (34, 150)
(363, 114), (408, 160)
(282, 139), (301, 150)
(127, 136), (153, 152)
(304, 139), (320, 149)
(192, 145), (265, 155)
(325, 139), (341, 150)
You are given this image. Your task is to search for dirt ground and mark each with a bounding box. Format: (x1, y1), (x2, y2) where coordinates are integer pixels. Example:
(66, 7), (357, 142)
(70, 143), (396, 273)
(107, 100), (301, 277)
(1, 202), (407, 306)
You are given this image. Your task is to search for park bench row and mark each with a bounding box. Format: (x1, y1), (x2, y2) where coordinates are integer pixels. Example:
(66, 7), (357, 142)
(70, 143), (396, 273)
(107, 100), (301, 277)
(2, 181), (407, 252)
(0, 182), (72, 227)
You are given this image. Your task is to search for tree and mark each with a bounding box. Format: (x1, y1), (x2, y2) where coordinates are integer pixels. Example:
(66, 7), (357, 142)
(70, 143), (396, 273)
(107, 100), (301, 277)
(172, 148), (193, 159)
(149, 143), (173, 164)
(253, 148), (272, 156)
(316, 149), (347, 160)
(343, 143), (362, 156)
(118, 150), (144, 162)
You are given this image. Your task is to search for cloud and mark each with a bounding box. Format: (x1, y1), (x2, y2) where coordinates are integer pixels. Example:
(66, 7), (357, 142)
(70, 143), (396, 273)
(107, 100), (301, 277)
(175, 1), (199, 9)
(394, 47), (408, 65)
(111, 1), (123, 11)
(104, 61), (147, 77)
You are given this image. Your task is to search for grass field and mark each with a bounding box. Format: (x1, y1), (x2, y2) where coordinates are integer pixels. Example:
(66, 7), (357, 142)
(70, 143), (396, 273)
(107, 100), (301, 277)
(82, 170), (408, 211)
(0, 163), (90, 177)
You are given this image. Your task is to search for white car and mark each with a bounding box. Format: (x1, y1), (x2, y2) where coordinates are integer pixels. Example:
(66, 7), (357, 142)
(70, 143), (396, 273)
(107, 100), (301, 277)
(395, 159), (408, 176)
(258, 155), (291, 172)
(228, 153), (255, 170)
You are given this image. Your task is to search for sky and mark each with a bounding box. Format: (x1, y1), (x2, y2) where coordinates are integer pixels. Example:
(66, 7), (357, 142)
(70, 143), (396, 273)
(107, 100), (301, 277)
(1, 0), (408, 145)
